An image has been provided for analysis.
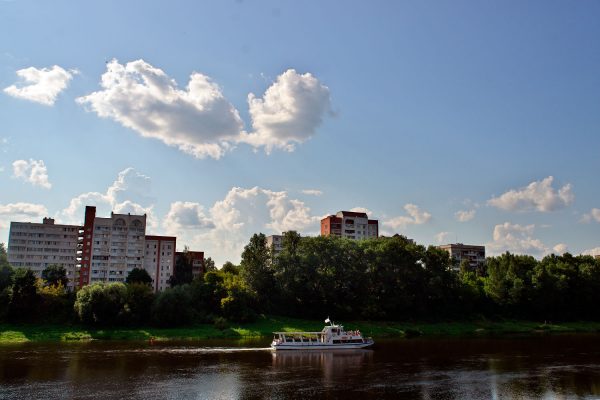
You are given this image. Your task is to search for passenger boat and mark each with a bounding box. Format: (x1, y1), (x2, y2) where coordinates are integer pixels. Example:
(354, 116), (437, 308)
(271, 318), (374, 350)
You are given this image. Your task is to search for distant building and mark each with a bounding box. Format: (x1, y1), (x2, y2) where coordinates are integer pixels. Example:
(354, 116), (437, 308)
(595, 255), (600, 260)
(78, 206), (146, 288)
(321, 211), (378, 240)
(7, 218), (81, 290)
(266, 234), (284, 257)
(437, 243), (486, 272)
(175, 250), (205, 279)
(144, 235), (176, 292)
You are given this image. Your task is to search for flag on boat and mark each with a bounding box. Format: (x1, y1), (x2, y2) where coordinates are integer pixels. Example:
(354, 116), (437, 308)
(324, 317), (330, 324)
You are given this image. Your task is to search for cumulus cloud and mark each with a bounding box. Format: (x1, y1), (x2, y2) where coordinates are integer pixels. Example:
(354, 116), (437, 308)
(301, 189), (323, 196)
(77, 59), (244, 159)
(350, 207), (373, 217)
(0, 202), (48, 240)
(486, 222), (558, 257)
(59, 167), (157, 230)
(12, 159), (52, 189)
(3, 65), (75, 105)
(163, 201), (215, 234)
(435, 231), (451, 244)
(582, 247), (600, 256)
(383, 204), (431, 230)
(488, 176), (574, 212)
(241, 69), (332, 153)
(581, 208), (600, 224)
(455, 209), (475, 222)
(77, 61), (331, 159)
(164, 186), (321, 264)
(553, 243), (569, 255)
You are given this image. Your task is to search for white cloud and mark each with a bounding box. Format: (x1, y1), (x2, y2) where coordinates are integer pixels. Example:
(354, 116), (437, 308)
(488, 176), (574, 212)
(12, 159), (52, 189)
(552, 243), (569, 255)
(383, 203), (431, 230)
(77, 59), (244, 159)
(435, 231), (451, 244)
(582, 247), (600, 256)
(59, 167), (157, 230)
(487, 222), (548, 256)
(350, 207), (373, 217)
(4, 65), (75, 105)
(164, 186), (320, 264)
(301, 189), (323, 196)
(77, 61), (331, 159)
(581, 208), (600, 223)
(163, 201), (215, 234)
(455, 209), (475, 222)
(0, 202), (48, 240)
(241, 69), (332, 153)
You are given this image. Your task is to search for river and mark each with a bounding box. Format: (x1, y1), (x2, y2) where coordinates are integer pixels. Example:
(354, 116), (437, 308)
(1, 334), (600, 399)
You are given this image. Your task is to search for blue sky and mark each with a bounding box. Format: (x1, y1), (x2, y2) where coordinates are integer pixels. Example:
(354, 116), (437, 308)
(1, 0), (599, 264)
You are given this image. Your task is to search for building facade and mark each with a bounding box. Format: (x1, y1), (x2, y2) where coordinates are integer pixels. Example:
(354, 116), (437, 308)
(266, 234), (284, 257)
(7, 218), (81, 290)
(78, 206), (147, 287)
(144, 235), (176, 292)
(175, 250), (205, 279)
(437, 243), (486, 272)
(321, 211), (378, 240)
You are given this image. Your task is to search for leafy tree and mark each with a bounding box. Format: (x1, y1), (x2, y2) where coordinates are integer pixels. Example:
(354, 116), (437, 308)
(74, 283), (128, 326)
(124, 283), (154, 325)
(36, 280), (73, 323)
(240, 233), (275, 311)
(204, 257), (216, 272)
(0, 243), (14, 291)
(151, 285), (194, 326)
(221, 261), (239, 275)
(126, 268), (153, 286)
(9, 268), (40, 320)
(169, 247), (193, 286)
(42, 264), (68, 287)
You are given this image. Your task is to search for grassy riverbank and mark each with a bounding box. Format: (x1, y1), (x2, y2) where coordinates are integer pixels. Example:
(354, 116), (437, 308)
(2, 316), (600, 344)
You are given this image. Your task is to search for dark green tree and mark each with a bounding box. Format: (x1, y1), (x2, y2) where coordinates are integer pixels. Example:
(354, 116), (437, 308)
(0, 243), (14, 291)
(204, 257), (216, 272)
(221, 261), (240, 275)
(240, 233), (275, 311)
(74, 283), (128, 326)
(10, 268), (40, 320)
(151, 285), (194, 326)
(41, 264), (68, 287)
(124, 283), (155, 325)
(126, 268), (153, 286)
(169, 247), (194, 286)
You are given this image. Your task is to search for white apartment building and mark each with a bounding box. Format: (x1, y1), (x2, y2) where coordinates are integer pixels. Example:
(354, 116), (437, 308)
(143, 235), (176, 292)
(79, 206), (146, 287)
(7, 218), (81, 290)
(321, 211), (379, 240)
(266, 234), (284, 257)
(437, 243), (486, 272)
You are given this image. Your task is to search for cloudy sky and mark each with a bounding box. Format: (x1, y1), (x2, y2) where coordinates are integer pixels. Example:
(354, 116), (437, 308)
(1, 1), (599, 265)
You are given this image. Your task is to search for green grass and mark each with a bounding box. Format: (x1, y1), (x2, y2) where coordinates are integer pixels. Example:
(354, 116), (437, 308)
(2, 316), (600, 344)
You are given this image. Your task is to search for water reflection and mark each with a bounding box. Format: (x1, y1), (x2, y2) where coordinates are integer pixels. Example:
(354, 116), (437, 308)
(1, 335), (600, 399)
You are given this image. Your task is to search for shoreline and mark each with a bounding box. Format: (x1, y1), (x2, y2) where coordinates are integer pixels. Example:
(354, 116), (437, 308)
(2, 316), (600, 344)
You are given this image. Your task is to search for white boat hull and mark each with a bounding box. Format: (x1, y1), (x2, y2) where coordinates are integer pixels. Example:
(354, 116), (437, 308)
(271, 340), (374, 351)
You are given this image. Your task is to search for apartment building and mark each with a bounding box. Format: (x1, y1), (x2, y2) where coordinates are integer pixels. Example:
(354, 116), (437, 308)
(321, 211), (378, 240)
(266, 234), (284, 257)
(175, 250), (204, 279)
(78, 206), (146, 287)
(437, 243), (486, 272)
(144, 235), (176, 292)
(7, 218), (81, 290)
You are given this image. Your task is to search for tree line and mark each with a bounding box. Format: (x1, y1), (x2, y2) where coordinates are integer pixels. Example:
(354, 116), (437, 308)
(1, 234), (600, 327)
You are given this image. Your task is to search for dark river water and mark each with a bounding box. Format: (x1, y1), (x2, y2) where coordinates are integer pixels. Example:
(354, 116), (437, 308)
(2, 334), (600, 399)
